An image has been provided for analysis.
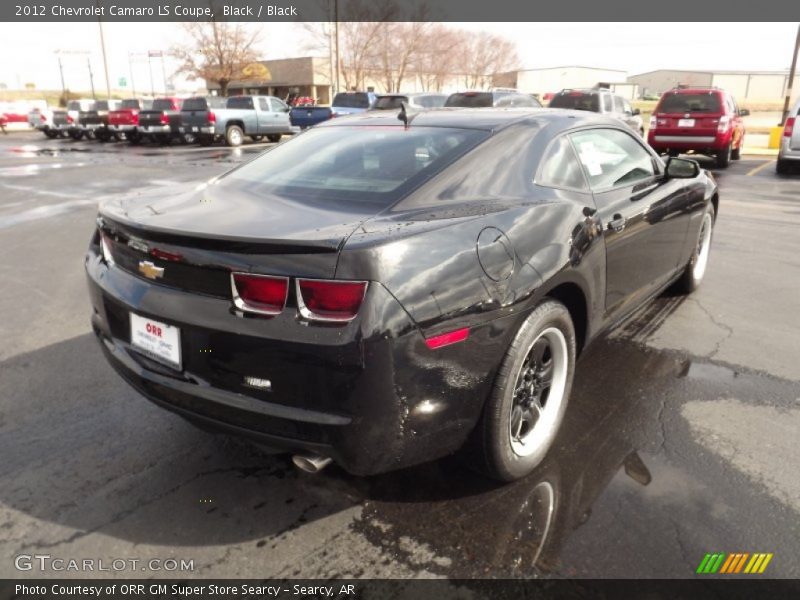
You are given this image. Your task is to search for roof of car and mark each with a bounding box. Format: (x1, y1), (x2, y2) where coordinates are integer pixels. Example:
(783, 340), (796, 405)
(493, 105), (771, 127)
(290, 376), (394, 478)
(318, 107), (615, 132)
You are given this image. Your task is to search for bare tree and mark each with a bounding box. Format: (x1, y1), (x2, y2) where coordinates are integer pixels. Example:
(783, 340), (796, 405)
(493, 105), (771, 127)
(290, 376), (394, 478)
(461, 31), (519, 89)
(171, 22), (263, 96)
(414, 25), (463, 92)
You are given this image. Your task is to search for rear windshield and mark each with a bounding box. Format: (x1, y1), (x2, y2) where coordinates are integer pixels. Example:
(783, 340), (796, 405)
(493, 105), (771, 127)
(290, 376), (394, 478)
(225, 126), (488, 206)
(415, 95), (447, 108)
(445, 93), (493, 108)
(120, 99), (140, 109)
(373, 96), (408, 110)
(549, 93), (600, 112)
(658, 93), (721, 113)
(181, 97), (227, 111)
(227, 96), (255, 110)
(67, 101), (81, 111)
(332, 93), (371, 109)
(152, 99), (175, 111)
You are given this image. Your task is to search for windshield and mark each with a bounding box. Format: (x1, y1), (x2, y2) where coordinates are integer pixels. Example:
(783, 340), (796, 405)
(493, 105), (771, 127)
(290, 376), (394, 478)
(549, 93), (600, 112)
(373, 96), (408, 110)
(658, 93), (721, 113)
(152, 99), (175, 111)
(332, 93), (371, 109)
(445, 93), (494, 108)
(225, 126), (488, 206)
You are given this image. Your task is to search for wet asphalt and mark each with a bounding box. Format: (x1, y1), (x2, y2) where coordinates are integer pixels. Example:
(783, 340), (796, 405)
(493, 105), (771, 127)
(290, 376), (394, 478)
(0, 130), (799, 580)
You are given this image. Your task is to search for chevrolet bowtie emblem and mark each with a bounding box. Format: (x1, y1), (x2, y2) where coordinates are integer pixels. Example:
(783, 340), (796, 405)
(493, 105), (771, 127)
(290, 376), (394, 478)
(138, 260), (164, 280)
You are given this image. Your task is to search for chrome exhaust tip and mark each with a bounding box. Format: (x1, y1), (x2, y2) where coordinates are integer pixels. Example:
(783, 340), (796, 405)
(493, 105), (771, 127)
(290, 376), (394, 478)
(292, 454), (333, 473)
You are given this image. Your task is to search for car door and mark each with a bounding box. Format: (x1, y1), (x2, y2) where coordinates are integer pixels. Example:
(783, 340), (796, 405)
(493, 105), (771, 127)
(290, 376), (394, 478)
(569, 128), (692, 319)
(269, 97), (291, 132)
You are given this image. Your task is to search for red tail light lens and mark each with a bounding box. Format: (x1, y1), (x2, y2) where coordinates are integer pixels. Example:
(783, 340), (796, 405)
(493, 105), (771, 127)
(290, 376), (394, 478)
(297, 279), (367, 322)
(66, 115), (74, 124)
(208, 111), (216, 124)
(160, 112), (169, 125)
(717, 115), (731, 133)
(231, 273), (289, 316)
(40, 114), (47, 123)
(131, 113), (139, 125)
(784, 117), (795, 137)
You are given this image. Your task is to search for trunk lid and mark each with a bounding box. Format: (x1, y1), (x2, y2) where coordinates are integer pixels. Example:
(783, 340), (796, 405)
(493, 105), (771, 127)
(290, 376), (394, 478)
(98, 179), (379, 288)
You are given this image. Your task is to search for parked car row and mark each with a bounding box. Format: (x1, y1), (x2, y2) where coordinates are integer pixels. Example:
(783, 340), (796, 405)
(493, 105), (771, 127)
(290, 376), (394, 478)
(34, 95), (295, 147)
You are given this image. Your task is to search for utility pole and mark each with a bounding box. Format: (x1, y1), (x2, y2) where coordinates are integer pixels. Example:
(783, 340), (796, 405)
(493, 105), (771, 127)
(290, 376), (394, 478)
(57, 56), (67, 104)
(87, 58), (96, 99)
(128, 52), (137, 97)
(97, 13), (111, 98)
(160, 55), (168, 94)
(334, 0), (340, 95)
(781, 24), (800, 126)
(147, 53), (155, 97)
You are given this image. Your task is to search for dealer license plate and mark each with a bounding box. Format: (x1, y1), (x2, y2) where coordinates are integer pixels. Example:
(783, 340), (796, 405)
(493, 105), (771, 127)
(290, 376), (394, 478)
(130, 313), (181, 369)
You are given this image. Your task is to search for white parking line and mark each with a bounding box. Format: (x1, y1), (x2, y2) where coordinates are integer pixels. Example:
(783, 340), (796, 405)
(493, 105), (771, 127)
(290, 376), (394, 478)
(0, 199), (95, 229)
(0, 182), (83, 198)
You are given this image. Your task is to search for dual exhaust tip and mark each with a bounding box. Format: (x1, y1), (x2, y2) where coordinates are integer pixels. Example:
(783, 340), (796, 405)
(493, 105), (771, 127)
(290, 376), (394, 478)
(291, 453), (332, 473)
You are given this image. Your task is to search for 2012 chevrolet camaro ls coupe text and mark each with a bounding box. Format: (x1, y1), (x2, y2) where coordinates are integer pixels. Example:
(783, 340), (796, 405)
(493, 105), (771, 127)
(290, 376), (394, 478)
(86, 108), (718, 481)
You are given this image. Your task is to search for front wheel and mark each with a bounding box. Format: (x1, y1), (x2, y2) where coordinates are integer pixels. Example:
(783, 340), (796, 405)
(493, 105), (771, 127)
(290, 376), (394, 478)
(474, 300), (576, 482)
(675, 203), (715, 294)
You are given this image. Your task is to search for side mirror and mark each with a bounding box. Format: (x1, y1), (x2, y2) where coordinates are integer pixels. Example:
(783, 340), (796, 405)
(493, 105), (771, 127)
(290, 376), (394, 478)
(283, 106), (291, 112)
(632, 108), (641, 116)
(739, 108), (750, 116)
(665, 156), (700, 179)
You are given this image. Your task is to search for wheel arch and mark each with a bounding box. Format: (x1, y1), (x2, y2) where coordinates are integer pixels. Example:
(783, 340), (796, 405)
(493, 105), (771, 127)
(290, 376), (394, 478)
(540, 281), (589, 356)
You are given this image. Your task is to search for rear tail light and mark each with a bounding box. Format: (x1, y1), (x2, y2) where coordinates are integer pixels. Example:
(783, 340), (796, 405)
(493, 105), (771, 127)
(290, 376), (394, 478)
(648, 115), (657, 131)
(296, 279), (367, 322)
(100, 233), (115, 265)
(66, 115), (74, 124)
(131, 113), (139, 125)
(208, 111), (216, 124)
(40, 114), (47, 123)
(717, 115), (731, 133)
(160, 112), (169, 125)
(784, 117), (795, 137)
(231, 273), (289, 316)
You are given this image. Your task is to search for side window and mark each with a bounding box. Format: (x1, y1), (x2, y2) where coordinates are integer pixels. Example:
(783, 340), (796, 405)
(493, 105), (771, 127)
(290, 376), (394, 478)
(570, 129), (655, 190)
(537, 135), (589, 191)
(258, 98), (270, 111)
(622, 99), (632, 114)
(270, 98), (288, 112)
(613, 96), (625, 114)
(602, 94), (613, 113)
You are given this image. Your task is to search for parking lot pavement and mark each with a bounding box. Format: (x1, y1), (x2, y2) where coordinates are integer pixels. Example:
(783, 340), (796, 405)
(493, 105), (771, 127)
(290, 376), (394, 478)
(1, 131), (799, 579)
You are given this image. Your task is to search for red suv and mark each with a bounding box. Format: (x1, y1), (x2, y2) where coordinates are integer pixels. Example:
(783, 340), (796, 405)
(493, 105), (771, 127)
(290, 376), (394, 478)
(648, 86), (749, 168)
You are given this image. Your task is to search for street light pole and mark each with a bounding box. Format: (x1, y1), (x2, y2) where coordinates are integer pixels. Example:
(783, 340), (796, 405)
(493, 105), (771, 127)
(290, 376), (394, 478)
(87, 58), (96, 99)
(334, 0), (340, 95)
(128, 52), (137, 97)
(781, 25), (800, 126)
(57, 55), (67, 104)
(148, 54), (155, 97)
(95, 0), (111, 99)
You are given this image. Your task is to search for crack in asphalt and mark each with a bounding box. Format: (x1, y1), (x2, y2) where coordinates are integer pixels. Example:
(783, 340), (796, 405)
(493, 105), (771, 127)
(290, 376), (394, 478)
(688, 297), (734, 359)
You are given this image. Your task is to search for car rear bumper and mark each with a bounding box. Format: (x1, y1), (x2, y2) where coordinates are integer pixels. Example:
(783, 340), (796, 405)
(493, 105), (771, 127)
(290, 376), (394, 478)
(139, 125), (172, 134)
(85, 247), (501, 475)
(109, 124), (137, 133)
(778, 140), (800, 160)
(179, 126), (215, 135)
(649, 132), (732, 153)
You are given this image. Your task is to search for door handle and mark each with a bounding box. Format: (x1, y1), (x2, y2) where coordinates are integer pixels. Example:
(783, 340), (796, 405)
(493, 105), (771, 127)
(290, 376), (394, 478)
(608, 214), (626, 233)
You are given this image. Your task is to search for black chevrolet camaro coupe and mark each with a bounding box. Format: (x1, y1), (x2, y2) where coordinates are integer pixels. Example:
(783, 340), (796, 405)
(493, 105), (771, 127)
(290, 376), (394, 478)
(86, 108), (718, 481)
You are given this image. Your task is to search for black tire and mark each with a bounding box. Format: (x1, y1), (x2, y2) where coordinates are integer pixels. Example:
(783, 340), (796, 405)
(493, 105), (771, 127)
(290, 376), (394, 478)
(225, 125), (244, 147)
(95, 129), (110, 143)
(85, 130), (96, 141)
(267, 134), (282, 143)
(250, 135), (264, 142)
(127, 130), (142, 145)
(776, 159), (790, 175)
(45, 130), (59, 139)
(731, 145), (741, 160)
(715, 143), (731, 168)
(198, 134), (213, 146)
(58, 131), (68, 138)
(68, 130), (83, 141)
(474, 299), (577, 482)
(675, 203), (716, 294)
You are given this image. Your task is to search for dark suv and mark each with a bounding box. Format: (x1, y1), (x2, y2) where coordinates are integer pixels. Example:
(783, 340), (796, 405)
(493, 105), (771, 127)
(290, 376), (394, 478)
(445, 90), (542, 108)
(647, 86), (749, 168)
(549, 88), (644, 136)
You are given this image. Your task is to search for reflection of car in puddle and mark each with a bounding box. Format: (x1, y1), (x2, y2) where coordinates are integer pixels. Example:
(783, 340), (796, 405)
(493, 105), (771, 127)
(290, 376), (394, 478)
(351, 338), (675, 577)
(7, 145), (92, 158)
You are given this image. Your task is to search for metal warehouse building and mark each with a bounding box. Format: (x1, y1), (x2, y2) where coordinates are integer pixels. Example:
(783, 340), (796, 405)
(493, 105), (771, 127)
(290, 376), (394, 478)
(628, 69), (800, 100)
(493, 66), (637, 99)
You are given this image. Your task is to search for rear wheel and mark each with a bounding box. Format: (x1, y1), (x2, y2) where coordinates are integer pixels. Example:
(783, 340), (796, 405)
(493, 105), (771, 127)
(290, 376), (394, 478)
(474, 300), (576, 482)
(68, 130), (83, 141)
(225, 125), (244, 147)
(267, 134), (282, 143)
(715, 143), (731, 168)
(675, 203), (715, 294)
(776, 159), (790, 175)
(45, 130), (59, 139)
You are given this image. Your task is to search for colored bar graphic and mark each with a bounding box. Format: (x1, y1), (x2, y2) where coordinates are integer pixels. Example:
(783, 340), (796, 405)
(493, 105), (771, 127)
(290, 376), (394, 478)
(697, 552), (774, 575)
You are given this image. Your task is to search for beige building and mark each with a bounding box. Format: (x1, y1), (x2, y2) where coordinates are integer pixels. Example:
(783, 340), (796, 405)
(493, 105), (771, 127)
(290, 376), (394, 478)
(493, 66), (630, 98)
(628, 69), (800, 101)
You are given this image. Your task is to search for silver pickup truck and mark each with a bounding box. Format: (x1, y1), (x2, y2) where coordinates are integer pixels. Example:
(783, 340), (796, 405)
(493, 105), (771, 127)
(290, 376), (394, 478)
(181, 95), (294, 146)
